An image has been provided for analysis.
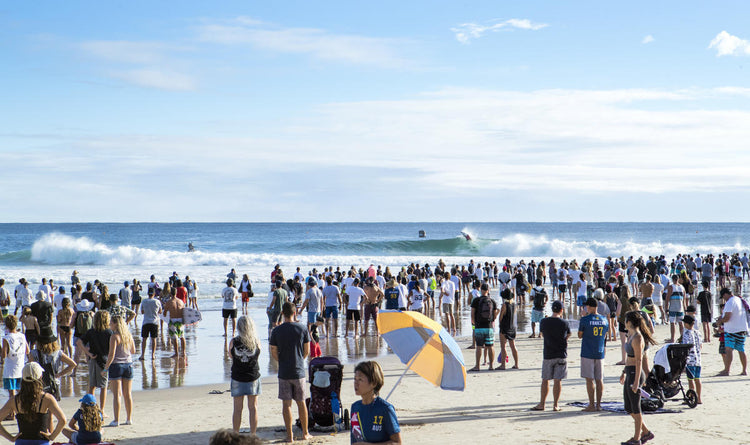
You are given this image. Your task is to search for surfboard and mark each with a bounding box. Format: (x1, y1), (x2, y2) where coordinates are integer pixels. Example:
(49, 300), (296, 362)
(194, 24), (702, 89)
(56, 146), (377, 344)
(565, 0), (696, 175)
(182, 307), (202, 326)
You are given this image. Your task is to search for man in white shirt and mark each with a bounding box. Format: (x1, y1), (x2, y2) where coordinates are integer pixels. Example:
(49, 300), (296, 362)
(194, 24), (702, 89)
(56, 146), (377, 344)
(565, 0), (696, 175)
(344, 278), (365, 338)
(440, 272), (457, 335)
(717, 288), (748, 376)
(38, 278), (52, 301)
(15, 279), (32, 315)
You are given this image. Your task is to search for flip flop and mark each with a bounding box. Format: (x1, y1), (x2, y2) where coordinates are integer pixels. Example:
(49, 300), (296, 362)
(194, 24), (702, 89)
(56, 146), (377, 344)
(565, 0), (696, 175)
(531, 406), (544, 411)
(209, 390), (224, 394)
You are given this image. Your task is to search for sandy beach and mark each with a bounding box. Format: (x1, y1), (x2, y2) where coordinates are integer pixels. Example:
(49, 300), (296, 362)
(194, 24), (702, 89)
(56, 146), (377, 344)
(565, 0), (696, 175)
(13, 320), (746, 445)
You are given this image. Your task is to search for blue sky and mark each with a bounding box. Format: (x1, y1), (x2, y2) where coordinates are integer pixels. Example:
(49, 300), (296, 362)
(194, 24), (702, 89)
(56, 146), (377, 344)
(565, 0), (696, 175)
(3, 1), (750, 222)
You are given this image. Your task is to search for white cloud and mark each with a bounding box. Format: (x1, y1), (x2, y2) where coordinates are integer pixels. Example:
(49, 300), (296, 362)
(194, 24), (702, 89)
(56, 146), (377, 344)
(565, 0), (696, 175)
(110, 68), (196, 91)
(642, 35), (654, 44)
(451, 19), (548, 44)
(79, 40), (184, 64)
(195, 18), (413, 68)
(709, 31), (750, 56)
(79, 40), (197, 91)
(6, 86), (750, 221)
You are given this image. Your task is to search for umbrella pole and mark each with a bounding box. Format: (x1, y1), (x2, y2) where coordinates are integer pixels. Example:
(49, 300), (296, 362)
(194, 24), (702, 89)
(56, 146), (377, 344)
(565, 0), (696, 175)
(385, 341), (427, 401)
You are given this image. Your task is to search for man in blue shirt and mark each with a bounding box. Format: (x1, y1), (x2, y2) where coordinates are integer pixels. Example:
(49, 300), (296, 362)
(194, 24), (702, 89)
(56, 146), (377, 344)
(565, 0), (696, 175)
(578, 297), (609, 411)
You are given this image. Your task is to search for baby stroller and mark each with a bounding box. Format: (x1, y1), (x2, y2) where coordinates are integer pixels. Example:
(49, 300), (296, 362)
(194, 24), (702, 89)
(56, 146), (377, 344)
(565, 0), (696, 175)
(643, 343), (698, 408)
(306, 356), (349, 431)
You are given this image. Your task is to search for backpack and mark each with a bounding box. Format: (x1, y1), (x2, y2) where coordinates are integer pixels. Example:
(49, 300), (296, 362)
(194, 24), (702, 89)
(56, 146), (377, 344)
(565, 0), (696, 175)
(75, 310), (93, 335)
(477, 297), (494, 324)
(32, 350), (61, 401)
(533, 288), (547, 310)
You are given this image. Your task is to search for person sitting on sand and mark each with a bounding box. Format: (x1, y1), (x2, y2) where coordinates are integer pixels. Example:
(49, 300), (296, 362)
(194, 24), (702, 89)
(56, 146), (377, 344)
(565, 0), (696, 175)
(62, 393), (103, 445)
(532, 300), (570, 412)
(209, 428), (262, 445)
(350, 361), (402, 444)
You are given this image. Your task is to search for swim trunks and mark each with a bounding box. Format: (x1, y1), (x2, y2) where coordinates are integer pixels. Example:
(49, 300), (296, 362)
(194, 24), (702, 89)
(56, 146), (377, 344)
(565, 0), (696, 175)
(168, 318), (184, 338)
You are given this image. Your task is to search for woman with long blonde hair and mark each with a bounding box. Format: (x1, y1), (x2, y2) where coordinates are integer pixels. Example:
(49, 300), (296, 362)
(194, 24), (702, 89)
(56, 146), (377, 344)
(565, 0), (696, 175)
(103, 316), (135, 427)
(228, 316), (261, 434)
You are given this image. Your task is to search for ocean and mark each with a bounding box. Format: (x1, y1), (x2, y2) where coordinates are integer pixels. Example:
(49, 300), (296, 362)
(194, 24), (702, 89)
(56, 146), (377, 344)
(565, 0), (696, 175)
(2, 222), (748, 296)
(1, 222), (745, 397)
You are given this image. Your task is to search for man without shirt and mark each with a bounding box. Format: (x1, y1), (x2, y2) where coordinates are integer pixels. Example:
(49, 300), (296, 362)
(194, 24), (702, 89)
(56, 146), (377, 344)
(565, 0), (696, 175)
(164, 289), (186, 358)
(533, 300), (570, 412)
(578, 298), (608, 412)
(269, 302), (312, 443)
(362, 278), (384, 337)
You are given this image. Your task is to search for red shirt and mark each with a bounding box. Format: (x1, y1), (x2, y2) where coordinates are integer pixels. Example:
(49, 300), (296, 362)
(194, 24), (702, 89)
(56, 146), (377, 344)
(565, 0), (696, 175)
(175, 286), (188, 304)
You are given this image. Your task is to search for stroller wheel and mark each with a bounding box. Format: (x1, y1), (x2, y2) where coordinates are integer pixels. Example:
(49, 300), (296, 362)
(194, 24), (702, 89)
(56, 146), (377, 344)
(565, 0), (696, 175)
(344, 409), (350, 430)
(685, 389), (698, 408)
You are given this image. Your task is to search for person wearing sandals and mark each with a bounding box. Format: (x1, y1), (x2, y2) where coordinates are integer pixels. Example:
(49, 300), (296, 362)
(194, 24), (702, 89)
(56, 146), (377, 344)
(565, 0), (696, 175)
(619, 311), (657, 445)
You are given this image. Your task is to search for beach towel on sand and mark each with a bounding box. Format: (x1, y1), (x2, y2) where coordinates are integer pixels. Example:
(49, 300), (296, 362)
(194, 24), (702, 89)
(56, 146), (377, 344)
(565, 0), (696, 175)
(567, 401), (682, 414)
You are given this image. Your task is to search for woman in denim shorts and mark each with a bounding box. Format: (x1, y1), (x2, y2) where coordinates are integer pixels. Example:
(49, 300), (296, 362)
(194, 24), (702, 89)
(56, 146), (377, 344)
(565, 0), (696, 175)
(103, 316), (136, 427)
(229, 316), (261, 434)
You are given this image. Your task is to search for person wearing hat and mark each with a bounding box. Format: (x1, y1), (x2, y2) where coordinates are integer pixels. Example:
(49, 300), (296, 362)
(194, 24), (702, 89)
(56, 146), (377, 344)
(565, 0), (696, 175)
(30, 331), (77, 400)
(532, 300), (571, 412)
(62, 393), (103, 445)
(0, 362), (67, 443)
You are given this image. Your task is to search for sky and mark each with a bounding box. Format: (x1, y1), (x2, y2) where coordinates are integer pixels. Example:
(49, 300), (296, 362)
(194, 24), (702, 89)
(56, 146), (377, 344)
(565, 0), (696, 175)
(2, 1), (750, 222)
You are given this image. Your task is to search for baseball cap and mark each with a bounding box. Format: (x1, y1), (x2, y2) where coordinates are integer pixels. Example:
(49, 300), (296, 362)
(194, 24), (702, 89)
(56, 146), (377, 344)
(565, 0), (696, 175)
(22, 362), (44, 382)
(79, 393), (97, 406)
(551, 300), (564, 313)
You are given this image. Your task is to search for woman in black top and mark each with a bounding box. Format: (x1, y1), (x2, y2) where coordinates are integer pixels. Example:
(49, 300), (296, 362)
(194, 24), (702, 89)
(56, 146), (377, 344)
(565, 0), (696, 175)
(498, 289), (518, 370)
(0, 362), (66, 444)
(229, 316), (261, 434)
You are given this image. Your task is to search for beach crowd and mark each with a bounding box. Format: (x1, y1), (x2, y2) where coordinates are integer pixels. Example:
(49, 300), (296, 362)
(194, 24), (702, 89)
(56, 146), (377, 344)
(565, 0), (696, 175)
(0, 251), (748, 444)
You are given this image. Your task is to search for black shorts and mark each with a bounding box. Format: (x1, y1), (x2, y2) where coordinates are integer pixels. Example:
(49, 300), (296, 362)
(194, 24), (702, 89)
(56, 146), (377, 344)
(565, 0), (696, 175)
(223, 309), (238, 319)
(623, 366), (645, 414)
(558, 284), (567, 293)
(346, 309), (361, 321)
(141, 323), (158, 338)
(618, 321), (628, 333)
